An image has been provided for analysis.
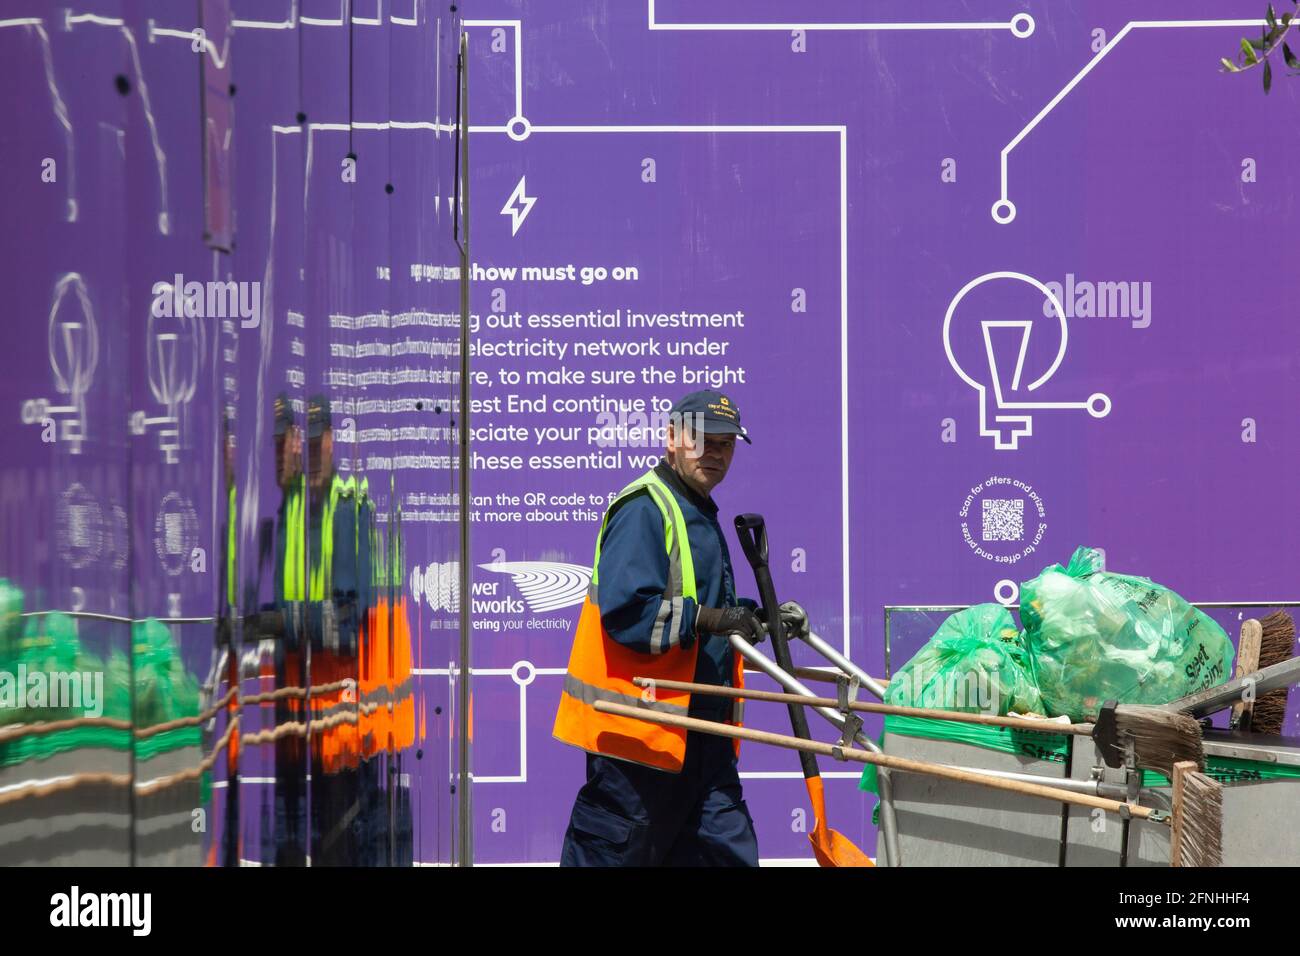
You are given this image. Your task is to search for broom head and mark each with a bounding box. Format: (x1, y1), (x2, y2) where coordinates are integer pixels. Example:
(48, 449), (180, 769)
(1253, 611), (1296, 736)
(1113, 705), (1204, 777)
(1170, 760), (1223, 867)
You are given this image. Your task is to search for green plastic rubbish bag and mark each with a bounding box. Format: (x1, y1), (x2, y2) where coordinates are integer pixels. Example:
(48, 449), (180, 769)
(1020, 546), (1234, 721)
(132, 618), (200, 728)
(885, 603), (1044, 716)
(0, 578), (23, 650)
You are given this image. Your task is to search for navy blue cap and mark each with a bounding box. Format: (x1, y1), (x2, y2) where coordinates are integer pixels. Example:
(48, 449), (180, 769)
(669, 389), (751, 444)
(273, 392), (293, 437)
(307, 394), (331, 439)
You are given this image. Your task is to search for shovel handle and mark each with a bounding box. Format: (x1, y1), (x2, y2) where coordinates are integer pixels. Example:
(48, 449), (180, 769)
(734, 513), (769, 569)
(594, 700), (1163, 822)
(633, 676), (1093, 736)
(733, 513), (821, 783)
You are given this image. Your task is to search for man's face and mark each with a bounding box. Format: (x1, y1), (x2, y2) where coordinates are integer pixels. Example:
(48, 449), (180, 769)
(668, 423), (736, 496)
(275, 425), (302, 489)
(309, 429), (333, 495)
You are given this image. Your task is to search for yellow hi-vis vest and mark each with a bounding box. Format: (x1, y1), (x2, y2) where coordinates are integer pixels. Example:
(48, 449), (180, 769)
(552, 469), (744, 772)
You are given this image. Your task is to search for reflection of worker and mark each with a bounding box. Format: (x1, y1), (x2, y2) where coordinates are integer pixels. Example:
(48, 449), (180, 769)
(300, 394), (413, 866)
(304, 394), (362, 865)
(554, 389), (807, 866)
(274, 392), (305, 609)
(215, 412), (241, 867)
(269, 391), (307, 866)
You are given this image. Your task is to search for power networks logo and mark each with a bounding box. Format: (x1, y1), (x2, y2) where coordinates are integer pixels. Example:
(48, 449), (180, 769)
(479, 561), (591, 613)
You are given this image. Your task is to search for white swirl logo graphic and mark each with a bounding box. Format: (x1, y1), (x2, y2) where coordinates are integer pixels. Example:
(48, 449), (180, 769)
(478, 561), (592, 613)
(410, 562), (460, 613)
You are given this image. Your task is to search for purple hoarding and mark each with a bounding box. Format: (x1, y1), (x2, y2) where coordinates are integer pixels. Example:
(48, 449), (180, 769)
(1, 0), (1298, 869)
(464, 0), (1300, 863)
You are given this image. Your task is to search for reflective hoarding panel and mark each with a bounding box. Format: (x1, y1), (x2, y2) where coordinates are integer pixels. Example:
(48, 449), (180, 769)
(226, 0), (309, 867)
(0, 0), (464, 866)
(388, 7), (467, 867)
(0, 1), (133, 866)
(300, 0), (358, 869)
(125, 0), (213, 867)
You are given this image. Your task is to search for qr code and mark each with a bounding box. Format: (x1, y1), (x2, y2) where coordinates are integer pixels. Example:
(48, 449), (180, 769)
(165, 513), (185, 554)
(982, 499), (1024, 542)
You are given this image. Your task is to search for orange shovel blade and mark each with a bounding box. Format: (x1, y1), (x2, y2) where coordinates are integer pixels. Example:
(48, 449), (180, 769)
(807, 776), (875, 867)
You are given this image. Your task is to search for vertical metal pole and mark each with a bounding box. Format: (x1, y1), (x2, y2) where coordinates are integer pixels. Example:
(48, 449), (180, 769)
(730, 637), (902, 866)
(792, 630), (900, 866)
(455, 29), (474, 868)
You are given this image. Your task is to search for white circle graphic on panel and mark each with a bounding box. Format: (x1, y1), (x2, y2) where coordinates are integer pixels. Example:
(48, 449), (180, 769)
(57, 482), (103, 569)
(154, 491), (199, 577)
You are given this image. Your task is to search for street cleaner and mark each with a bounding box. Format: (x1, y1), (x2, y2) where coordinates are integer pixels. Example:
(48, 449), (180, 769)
(553, 389), (807, 866)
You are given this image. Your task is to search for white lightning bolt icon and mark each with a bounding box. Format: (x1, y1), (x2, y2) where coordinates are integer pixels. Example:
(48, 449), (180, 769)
(501, 175), (537, 236)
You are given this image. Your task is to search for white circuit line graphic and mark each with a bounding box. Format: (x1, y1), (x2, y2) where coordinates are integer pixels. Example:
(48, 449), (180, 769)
(411, 663), (861, 786)
(943, 271), (1111, 451)
(994, 17), (1271, 224)
(646, 0), (1032, 37)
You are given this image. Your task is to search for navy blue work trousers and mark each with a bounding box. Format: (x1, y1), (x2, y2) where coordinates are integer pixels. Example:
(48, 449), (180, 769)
(560, 730), (759, 867)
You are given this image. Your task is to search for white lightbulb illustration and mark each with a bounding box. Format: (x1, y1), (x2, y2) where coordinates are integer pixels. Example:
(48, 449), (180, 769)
(943, 271), (1110, 450)
(47, 273), (99, 454)
(147, 285), (203, 463)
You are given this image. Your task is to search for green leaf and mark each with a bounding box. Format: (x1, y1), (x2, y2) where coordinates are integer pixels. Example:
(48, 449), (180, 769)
(1249, 35), (1268, 49)
(1285, 42), (1299, 68)
(1243, 37), (1260, 63)
(1264, 58), (1274, 91)
(1222, 56), (1242, 72)
(1268, 3), (1277, 28)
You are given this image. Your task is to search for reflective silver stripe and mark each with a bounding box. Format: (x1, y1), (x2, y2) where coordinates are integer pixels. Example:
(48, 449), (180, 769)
(640, 483), (687, 655)
(642, 483), (684, 599)
(590, 474), (692, 653)
(651, 598), (673, 654)
(562, 673), (689, 716)
(649, 595), (686, 655)
(666, 596), (683, 652)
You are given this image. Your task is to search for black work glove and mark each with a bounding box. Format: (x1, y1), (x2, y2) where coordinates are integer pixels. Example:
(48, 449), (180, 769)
(753, 601), (809, 639)
(695, 605), (766, 645)
(777, 601), (809, 639)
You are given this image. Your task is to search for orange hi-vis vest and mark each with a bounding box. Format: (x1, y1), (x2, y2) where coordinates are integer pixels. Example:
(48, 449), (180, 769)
(553, 469), (744, 772)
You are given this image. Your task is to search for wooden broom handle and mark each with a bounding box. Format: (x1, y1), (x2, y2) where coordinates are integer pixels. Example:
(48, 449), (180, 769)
(594, 700), (1162, 821)
(1231, 619), (1262, 727)
(634, 675), (1092, 736)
